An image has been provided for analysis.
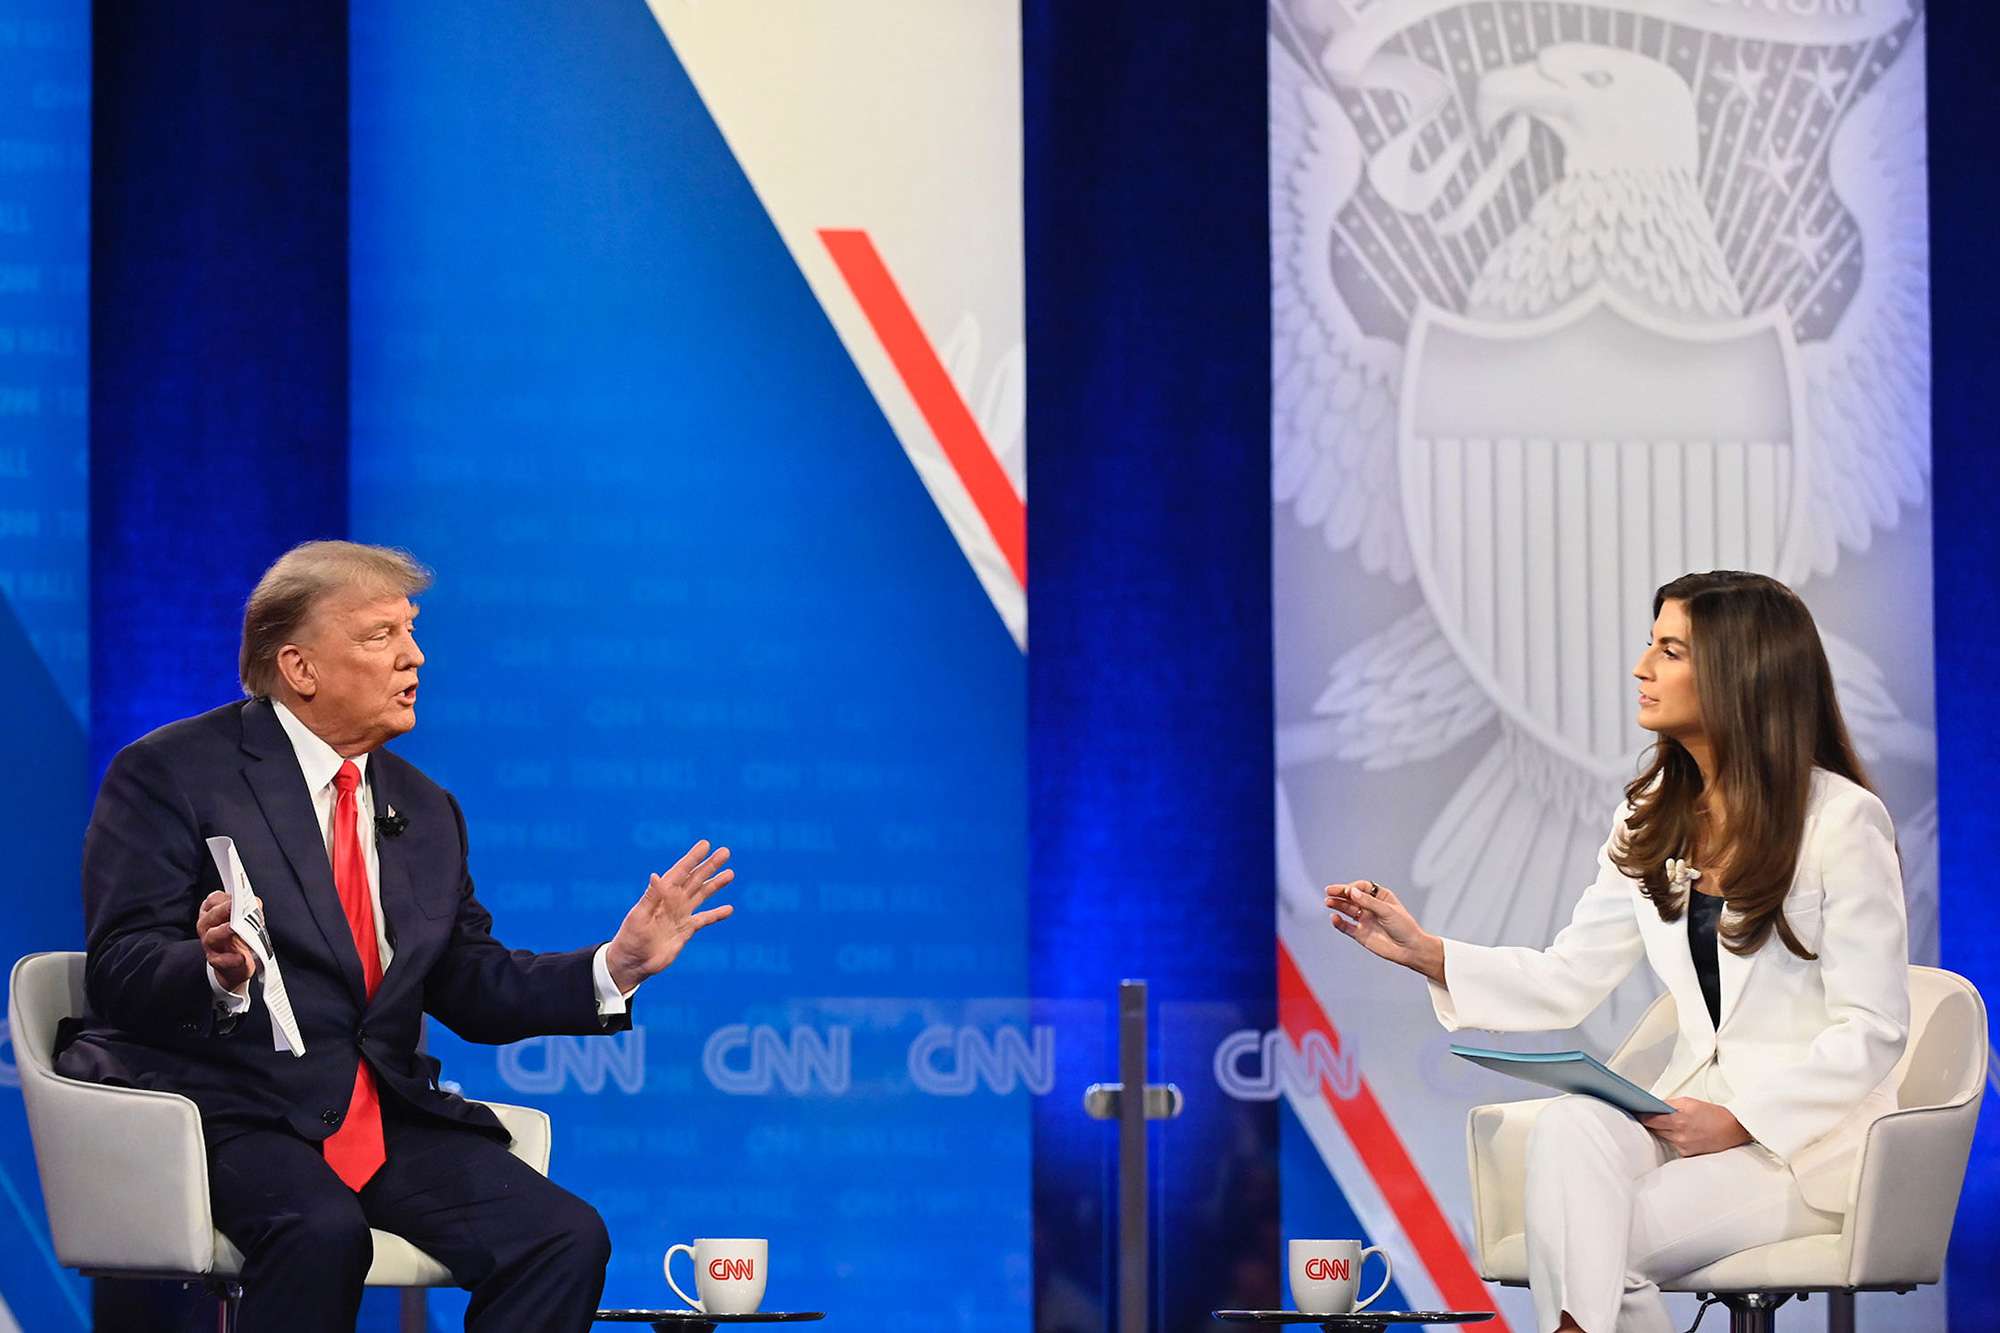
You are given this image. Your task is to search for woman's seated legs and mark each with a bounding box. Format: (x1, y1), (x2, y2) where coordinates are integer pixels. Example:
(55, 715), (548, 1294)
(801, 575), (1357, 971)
(1627, 1143), (1840, 1290)
(1525, 1095), (1843, 1332)
(1526, 1095), (1672, 1333)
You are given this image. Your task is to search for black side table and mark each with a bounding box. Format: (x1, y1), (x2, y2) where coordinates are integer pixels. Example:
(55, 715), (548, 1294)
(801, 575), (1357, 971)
(1213, 1310), (1495, 1333)
(595, 1311), (825, 1333)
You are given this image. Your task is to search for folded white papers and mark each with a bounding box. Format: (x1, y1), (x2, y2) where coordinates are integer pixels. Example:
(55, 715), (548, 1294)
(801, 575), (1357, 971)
(205, 836), (305, 1057)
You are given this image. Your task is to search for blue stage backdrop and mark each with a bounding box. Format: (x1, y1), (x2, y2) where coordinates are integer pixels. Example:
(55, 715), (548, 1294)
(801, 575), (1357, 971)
(0, 2), (91, 1328)
(1929, 7), (2000, 1328)
(349, 2), (1028, 1326)
(86, 0), (356, 1324)
(1023, 3), (1280, 1330)
(89, 0), (350, 771)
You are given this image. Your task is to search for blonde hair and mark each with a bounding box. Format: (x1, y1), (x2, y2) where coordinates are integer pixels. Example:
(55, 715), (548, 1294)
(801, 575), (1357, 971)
(240, 541), (432, 698)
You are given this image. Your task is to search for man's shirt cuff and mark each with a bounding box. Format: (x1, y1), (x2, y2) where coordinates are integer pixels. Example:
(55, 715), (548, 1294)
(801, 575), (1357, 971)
(206, 964), (252, 1015)
(592, 944), (639, 1016)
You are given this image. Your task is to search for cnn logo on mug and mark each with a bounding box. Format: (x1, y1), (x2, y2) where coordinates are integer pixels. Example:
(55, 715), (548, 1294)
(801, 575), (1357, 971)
(1288, 1239), (1392, 1316)
(1302, 1256), (1352, 1283)
(666, 1238), (768, 1315)
(708, 1257), (756, 1282)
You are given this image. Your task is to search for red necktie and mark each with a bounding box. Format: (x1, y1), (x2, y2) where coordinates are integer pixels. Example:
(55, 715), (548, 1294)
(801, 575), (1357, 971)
(323, 760), (386, 1191)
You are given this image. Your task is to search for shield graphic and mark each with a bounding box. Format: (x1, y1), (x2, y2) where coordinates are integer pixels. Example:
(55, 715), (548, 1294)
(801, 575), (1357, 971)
(1397, 291), (1808, 779)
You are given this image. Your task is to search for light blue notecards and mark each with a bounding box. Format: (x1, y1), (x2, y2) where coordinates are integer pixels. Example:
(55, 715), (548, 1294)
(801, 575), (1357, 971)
(1449, 1044), (1675, 1116)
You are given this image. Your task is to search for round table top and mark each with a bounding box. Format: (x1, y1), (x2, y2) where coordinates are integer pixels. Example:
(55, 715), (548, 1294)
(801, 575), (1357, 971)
(594, 1313), (824, 1325)
(1212, 1312), (1495, 1327)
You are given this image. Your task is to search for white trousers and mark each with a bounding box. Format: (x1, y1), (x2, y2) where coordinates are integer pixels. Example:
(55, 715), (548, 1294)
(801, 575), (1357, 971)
(1523, 1084), (1840, 1333)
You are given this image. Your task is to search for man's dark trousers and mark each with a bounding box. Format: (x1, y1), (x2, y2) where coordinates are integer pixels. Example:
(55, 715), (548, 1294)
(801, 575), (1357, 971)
(207, 1100), (610, 1332)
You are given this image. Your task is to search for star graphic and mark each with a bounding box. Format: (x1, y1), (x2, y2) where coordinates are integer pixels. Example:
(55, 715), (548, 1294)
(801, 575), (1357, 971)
(1775, 215), (1835, 273)
(1714, 57), (1765, 109)
(1745, 143), (1803, 189)
(1796, 52), (1846, 110)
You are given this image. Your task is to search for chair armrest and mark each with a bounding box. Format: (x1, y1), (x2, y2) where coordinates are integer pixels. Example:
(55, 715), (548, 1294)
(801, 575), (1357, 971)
(1465, 1098), (1549, 1280)
(1845, 1096), (1982, 1287)
(473, 1100), (551, 1176)
(20, 1072), (216, 1275)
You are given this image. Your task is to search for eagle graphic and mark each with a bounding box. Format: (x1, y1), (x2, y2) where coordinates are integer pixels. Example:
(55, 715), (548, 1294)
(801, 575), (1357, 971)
(1465, 44), (1742, 322)
(1271, 1), (1935, 1045)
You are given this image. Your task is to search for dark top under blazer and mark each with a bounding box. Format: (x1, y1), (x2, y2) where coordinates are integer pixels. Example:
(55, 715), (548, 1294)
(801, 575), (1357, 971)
(1686, 889), (1724, 1030)
(55, 698), (626, 1146)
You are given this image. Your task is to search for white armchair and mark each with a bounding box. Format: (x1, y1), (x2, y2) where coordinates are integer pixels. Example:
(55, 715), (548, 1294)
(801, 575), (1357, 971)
(9, 951), (553, 1325)
(1463, 965), (1988, 1333)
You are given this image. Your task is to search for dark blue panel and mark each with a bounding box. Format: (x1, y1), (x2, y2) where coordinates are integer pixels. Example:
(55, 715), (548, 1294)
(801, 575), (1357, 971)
(87, 3), (360, 1325)
(1023, 5), (1278, 1328)
(1928, 7), (2000, 1327)
(89, 0), (349, 770)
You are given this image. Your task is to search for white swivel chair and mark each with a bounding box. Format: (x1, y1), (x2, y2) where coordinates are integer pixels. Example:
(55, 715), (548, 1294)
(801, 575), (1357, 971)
(1462, 965), (1987, 1333)
(10, 951), (554, 1332)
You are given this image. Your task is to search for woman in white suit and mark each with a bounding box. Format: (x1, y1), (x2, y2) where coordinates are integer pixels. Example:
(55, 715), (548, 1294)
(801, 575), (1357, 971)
(1325, 571), (1909, 1333)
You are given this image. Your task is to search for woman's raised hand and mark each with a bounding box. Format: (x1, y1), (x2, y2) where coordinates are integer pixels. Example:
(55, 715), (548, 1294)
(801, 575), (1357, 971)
(1324, 881), (1447, 985)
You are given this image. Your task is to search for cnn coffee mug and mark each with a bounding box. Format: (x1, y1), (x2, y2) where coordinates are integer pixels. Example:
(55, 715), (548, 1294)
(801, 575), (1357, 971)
(664, 1237), (768, 1315)
(1289, 1238), (1392, 1316)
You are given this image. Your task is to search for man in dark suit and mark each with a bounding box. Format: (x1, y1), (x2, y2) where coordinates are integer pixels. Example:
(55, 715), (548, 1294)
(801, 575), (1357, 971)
(57, 540), (734, 1332)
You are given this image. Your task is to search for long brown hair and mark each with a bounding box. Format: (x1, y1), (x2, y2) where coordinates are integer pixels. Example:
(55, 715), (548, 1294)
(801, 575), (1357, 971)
(1609, 571), (1871, 959)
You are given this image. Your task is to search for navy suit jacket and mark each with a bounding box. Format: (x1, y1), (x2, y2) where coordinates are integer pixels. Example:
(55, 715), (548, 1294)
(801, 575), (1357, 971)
(56, 698), (627, 1146)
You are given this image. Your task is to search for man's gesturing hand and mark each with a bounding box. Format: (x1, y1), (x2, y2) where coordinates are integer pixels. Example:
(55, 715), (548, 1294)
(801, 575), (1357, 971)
(605, 840), (735, 994)
(199, 890), (258, 994)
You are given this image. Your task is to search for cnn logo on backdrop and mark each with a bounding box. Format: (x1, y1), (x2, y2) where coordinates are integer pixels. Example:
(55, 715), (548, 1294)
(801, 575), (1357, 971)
(708, 1257), (756, 1282)
(1303, 1256), (1350, 1282)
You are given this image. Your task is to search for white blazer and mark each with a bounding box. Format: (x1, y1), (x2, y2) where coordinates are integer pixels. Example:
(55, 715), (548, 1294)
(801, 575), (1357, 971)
(1427, 768), (1910, 1213)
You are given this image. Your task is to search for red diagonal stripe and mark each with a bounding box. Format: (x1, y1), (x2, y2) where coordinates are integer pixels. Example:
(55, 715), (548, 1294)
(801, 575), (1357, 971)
(819, 228), (1026, 586)
(1277, 940), (1510, 1331)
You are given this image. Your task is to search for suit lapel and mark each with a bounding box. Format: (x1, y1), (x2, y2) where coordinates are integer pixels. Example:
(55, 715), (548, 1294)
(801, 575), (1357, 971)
(238, 699), (368, 1005)
(1715, 910), (1755, 1031)
(1641, 901), (1710, 1034)
(367, 758), (425, 1005)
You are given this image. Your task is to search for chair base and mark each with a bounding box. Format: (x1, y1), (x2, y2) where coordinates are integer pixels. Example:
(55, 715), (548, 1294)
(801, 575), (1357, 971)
(1489, 1277), (1900, 1333)
(1691, 1287), (1860, 1333)
(199, 1279), (241, 1333)
(1709, 1291), (1791, 1333)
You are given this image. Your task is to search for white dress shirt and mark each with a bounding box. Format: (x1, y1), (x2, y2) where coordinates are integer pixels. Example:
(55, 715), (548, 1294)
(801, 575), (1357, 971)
(210, 699), (633, 1017)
